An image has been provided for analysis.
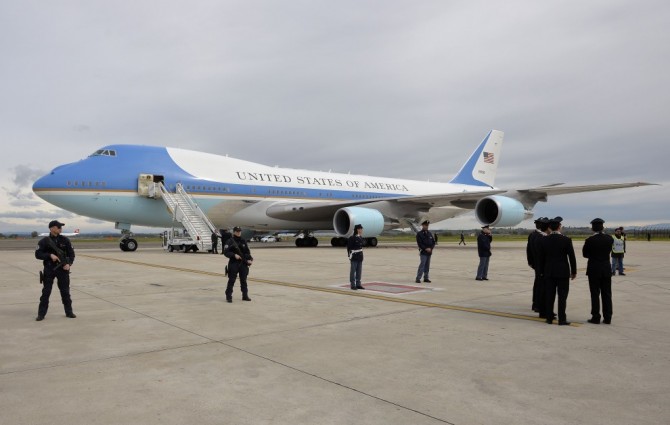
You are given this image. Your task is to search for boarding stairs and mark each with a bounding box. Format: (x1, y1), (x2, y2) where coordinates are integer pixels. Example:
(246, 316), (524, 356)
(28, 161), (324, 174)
(158, 182), (217, 252)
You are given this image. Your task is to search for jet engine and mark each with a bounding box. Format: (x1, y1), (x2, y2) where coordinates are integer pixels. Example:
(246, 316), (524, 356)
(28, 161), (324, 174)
(475, 195), (531, 227)
(333, 207), (384, 237)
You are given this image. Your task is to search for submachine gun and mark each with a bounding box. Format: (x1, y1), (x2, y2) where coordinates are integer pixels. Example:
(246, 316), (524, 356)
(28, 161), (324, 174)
(39, 237), (70, 284)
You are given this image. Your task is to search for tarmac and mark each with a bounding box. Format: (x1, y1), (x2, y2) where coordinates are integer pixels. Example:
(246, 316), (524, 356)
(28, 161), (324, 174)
(1, 239), (669, 425)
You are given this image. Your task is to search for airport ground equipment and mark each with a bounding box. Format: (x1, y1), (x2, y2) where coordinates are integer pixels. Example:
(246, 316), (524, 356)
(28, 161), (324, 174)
(158, 182), (217, 253)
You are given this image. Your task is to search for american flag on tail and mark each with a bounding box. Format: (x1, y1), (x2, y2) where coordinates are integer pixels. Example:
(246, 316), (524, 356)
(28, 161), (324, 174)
(483, 151), (495, 164)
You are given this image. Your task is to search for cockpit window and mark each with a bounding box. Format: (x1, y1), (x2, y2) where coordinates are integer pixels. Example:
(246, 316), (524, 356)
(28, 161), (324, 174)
(89, 149), (117, 157)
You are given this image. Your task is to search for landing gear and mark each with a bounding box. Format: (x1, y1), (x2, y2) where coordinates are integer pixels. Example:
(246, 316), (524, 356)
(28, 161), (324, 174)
(120, 233), (138, 252)
(296, 234), (319, 247)
(365, 237), (378, 247)
(330, 237), (347, 247)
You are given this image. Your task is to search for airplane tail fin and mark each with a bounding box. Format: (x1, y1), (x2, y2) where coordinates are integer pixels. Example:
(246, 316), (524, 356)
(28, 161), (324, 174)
(449, 130), (504, 188)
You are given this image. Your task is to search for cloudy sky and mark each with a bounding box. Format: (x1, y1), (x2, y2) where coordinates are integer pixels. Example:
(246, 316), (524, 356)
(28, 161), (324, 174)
(1, 0), (668, 234)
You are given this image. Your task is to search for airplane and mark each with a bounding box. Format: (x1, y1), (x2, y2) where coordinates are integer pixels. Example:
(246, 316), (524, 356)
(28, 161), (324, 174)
(32, 130), (654, 251)
(39, 228), (80, 237)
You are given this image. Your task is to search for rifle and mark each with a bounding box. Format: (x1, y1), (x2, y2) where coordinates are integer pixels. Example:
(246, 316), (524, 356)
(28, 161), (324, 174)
(44, 236), (69, 271)
(229, 238), (251, 266)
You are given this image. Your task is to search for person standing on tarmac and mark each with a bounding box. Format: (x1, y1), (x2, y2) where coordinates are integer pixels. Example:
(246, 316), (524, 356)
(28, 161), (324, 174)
(220, 228), (231, 255)
(211, 231), (219, 254)
(347, 224), (365, 290)
(611, 227), (626, 276)
(527, 217), (549, 313)
(415, 220), (435, 283)
(537, 216), (577, 326)
(583, 218), (614, 324)
(223, 226), (253, 303)
(475, 225), (493, 281)
(34, 220), (76, 321)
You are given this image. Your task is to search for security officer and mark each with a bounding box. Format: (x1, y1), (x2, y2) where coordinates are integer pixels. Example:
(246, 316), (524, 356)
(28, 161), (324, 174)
(537, 217), (577, 325)
(582, 218), (614, 324)
(527, 217), (549, 313)
(475, 225), (493, 281)
(211, 231), (219, 254)
(220, 228), (231, 255)
(34, 220), (76, 321)
(415, 220), (436, 283)
(223, 226), (253, 302)
(347, 224), (365, 290)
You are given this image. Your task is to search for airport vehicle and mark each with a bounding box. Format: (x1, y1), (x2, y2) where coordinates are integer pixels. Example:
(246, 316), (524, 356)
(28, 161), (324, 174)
(161, 229), (202, 253)
(39, 228), (80, 237)
(32, 130), (653, 251)
(260, 235), (277, 243)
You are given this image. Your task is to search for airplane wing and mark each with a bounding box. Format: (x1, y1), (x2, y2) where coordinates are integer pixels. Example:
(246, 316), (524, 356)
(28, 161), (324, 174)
(265, 189), (506, 221)
(515, 182), (657, 204)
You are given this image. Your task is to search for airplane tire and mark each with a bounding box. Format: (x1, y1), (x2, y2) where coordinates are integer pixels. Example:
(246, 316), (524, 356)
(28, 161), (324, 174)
(119, 242), (128, 252)
(310, 237), (319, 247)
(295, 238), (304, 247)
(367, 237), (378, 247)
(125, 239), (138, 252)
(331, 237), (338, 247)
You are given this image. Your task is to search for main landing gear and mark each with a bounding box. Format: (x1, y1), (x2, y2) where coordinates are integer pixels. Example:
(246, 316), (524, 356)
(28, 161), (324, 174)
(119, 233), (138, 252)
(295, 235), (319, 247)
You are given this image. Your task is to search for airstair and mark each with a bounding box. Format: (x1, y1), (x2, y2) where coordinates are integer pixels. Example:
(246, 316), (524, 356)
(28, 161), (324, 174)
(158, 182), (217, 252)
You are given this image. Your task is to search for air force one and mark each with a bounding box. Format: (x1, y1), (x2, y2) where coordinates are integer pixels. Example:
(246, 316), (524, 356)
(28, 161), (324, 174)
(32, 130), (653, 251)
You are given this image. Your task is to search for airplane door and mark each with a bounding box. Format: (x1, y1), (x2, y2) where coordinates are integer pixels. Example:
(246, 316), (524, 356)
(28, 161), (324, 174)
(138, 174), (165, 198)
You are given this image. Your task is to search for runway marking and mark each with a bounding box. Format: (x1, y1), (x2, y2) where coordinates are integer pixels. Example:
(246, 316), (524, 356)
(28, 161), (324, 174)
(80, 254), (580, 326)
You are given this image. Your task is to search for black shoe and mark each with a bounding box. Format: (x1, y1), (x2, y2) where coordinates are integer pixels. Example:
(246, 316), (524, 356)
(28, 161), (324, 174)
(226, 298), (232, 303)
(475, 278), (483, 281)
(546, 319), (553, 324)
(66, 313), (76, 318)
(423, 279), (431, 283)
(587, 318), (600, 324)
(36, 316), (44, 321)
(356, 286), (365, 290)
(558, 321), (571, 326)
(603, 319), (611, 324)
(415, 279), (421, 284)
(351, 286), (357, 290)
(482, 278), (489, 281)
(619, 273), (626, 276)
(242, 296), (251, 301)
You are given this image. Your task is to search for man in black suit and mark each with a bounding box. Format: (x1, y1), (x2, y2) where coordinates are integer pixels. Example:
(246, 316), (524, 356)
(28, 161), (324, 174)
(537, 216), (577, 325)
(527, 217), (549, 314)
(582, 218), (614, 324)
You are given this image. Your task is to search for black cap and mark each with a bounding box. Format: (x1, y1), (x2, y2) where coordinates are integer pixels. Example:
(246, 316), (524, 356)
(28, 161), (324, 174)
(590, 218), (605, 225)
(534, 217), (549, 224)
(421, 220), (430, 225)
(354, 224), (363, 230)
(548, 216), (563, 224)
(48, 220), (65, 228)
(232, 226), (242, 232)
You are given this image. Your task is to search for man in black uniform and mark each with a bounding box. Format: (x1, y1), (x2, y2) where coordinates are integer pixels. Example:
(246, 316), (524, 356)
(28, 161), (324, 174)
(582, 218), (614, 324)
(527, 217), (549, 313)
(34, 220), (76, 321)
(347, 224), (365, 290)
(415, 220), (436, 283)
(223, 226), (253, 303)
(211, 231), (219, 254)
(537, 216), (577, 325)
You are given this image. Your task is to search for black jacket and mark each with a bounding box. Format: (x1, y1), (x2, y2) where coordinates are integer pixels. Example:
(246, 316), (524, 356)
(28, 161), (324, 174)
(538, 233), (577, 279)
(583, 232), (614, 276)
(347, 235), (364, 261)
(526, 230), (544, 269)
(416, 230), (436, 255)
(477, 232), (492, 257)
(35, 234), (75, 272)
(223, 236), (253, 264)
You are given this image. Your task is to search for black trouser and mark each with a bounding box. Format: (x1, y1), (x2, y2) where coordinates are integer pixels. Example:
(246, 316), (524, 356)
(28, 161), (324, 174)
(588, 272), (612, 321)
(532, 269), (543, 312)
(38, 269), (73, 317)
(226, 262), (249, 298)
(544, 277), (569, 323)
